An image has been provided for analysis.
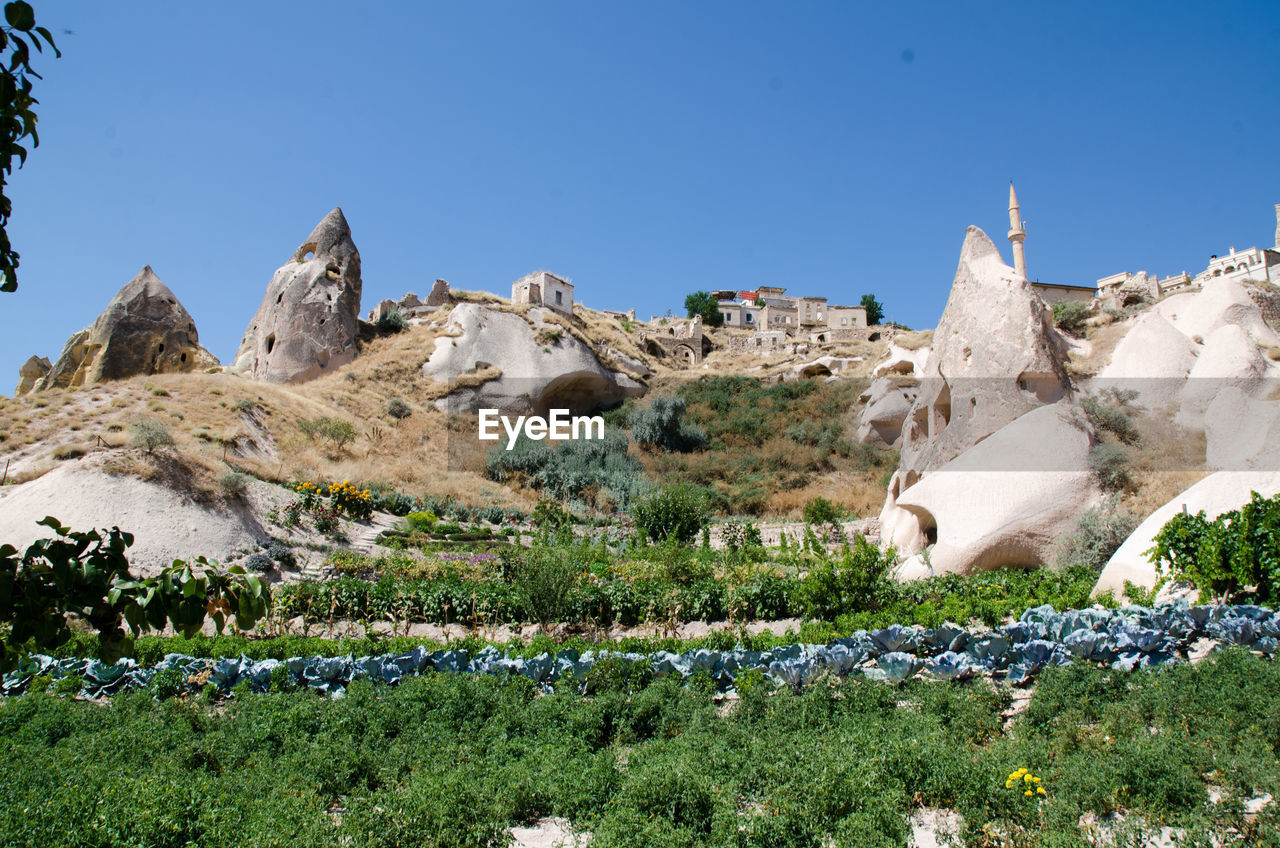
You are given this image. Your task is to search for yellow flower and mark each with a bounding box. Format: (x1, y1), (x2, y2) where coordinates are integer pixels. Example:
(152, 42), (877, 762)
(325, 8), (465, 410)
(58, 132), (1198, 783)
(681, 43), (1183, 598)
(1024, 774), (1033, 783)
(1033, 777), (1041, 783)
(1037, 787), (1046, 795)
(1024, 790), (1033, 797)
(1005, 780), (1013, 789)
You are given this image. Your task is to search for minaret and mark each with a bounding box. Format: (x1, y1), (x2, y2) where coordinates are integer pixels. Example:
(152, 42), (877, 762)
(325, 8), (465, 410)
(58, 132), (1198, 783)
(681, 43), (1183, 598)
(1008, 182), (1027, 278)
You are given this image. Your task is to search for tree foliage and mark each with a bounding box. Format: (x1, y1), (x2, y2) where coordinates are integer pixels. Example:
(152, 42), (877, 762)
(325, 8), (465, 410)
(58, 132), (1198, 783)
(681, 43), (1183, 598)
(1148, 491), (1280, 603)
(0, 518), (269, 671)
(860, 293), (884, 326)
(628, 396), (706, 452)
(683, 290), (724, 327)
(0, 2), (59, 292)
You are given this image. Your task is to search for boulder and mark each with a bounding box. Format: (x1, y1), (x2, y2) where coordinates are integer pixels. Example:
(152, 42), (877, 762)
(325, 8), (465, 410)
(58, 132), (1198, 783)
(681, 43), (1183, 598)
(879, 226), (1072, 553)
(892, 402), (1100, 578)
(1202, 388), (1280, 471)
(1164, 277), (1277, 348)
(423, 303), (645, 414)
(14, 355), (50, 395)
(233, 207), (362, 383)
(792, 355), (855, 380)
(856, 377), (913, 449)
(1093, 311), (1196, 411)
(871, 342), (930, 378)
(36, 266), (218, 391)
(1176, 324), (1266, 430)
(1093, 470), (1280, 596)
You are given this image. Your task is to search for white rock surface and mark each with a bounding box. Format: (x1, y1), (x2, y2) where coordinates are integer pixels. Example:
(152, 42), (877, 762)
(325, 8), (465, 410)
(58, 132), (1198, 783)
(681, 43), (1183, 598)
(893, 402), (1099, 577)
(0, 458), (270, 576)
(871, 342), (930, 378)
(856, 377), (913, 449)
(1176, 323), (1265, 429)
(880, 226), (1073, 555)
(1094, 310), (1196, 411)
(423, 303), (644, 413)
(1093, 470), (1280, 596)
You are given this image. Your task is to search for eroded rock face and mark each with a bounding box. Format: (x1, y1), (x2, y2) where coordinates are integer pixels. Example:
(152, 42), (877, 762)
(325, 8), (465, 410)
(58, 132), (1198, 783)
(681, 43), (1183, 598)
(856, 377), (913, 449)
(879, 226), (1073, 554)
(14, 355), (50, 395)
(233, 207), (362, 383)
(893, 402), (1099, 577)
(35, 266), (218, 391)
(423, 303), (644, 415)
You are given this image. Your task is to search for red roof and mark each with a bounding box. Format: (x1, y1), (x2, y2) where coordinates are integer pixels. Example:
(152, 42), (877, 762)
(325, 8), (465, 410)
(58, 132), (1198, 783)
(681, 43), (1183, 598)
(738, 290), (758, 301)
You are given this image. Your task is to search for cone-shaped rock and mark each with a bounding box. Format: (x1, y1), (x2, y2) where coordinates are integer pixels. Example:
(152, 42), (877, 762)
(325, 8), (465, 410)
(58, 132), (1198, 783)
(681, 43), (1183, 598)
(36, 266), (218, 391)
(879, 226), (1073, 552)
(233, 207), (362, 383)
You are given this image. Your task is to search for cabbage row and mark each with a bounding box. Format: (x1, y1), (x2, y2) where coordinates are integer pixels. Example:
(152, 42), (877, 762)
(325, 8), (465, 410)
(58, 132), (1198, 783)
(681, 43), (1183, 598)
(5, 601), (1277, 699)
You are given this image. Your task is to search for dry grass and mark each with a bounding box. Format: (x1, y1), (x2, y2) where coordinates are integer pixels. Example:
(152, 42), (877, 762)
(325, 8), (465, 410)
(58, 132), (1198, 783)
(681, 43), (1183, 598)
(1066, 317), (1133, 377)
(1116, 410), (1209, 518)
(890, 329), (933, 351)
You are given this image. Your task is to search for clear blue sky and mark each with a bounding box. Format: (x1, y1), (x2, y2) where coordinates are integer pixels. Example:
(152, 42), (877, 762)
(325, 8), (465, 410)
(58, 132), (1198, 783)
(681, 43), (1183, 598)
(2, 1), (1278, 389)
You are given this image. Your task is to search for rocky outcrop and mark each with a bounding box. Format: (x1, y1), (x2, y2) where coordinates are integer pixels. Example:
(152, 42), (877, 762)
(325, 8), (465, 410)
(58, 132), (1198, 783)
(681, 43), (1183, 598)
(233, 208), (362, 383)
(32, 266), (218, 392)
(1093, 471), (1280, 597)
(1094, 311), (1197, 411)
(423, 303), (645, 414)
(14, 355), (50, 395)
(892, 402), (1099, 578)
(871, 342), (930, 378)
(856, 377), (913, 449)
(880, 226), (1073, 555)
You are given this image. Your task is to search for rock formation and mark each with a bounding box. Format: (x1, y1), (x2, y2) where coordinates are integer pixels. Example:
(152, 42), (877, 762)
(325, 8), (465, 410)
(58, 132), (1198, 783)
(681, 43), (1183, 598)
(856, 377), (913, 449)
(233, 207), (362, 383)
(423, 303), (645, 414)
(892, 402), (1099, 577)
(14, 355), (49, 395)
(879, 226), (1073, 555)
(871, 342), (930, 378)
(26, 266), (218, 392)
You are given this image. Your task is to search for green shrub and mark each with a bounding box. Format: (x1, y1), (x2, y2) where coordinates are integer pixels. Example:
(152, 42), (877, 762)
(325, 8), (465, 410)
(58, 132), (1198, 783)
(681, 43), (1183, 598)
(511, 550), (580, 631)
(218, 470), (249, 498)
(1054, 499), (1138, 571)
(632, 484), (709, 544)
(803, 496), (843, 526)
(385, 397), (412, 419)
(1081, 393), (1140, 445)
(149, 666), (185, 700)
(376, 306), (408, 332)
(486, 430), (647, 508)
(297, 416), (357, 450)
(129, 417), (174, 454)
(244, 552), (274, 574)
(1089, 443), (1131, 492)
(267, 543), (296, 569)
(1053, 300), (1091, 336)
(801, 536), (896, 619)
(401, 510), (439, 533)
(1147, 490), (1280, 603)
(628, 396), (706, 452)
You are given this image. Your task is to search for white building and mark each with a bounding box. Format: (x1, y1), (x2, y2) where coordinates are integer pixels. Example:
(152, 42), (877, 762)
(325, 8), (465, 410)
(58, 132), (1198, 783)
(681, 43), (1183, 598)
(512, 271), (574, 316)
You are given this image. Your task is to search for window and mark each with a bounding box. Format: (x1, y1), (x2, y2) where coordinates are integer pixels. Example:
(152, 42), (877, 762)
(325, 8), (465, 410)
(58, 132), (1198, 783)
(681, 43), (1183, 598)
(841, 318), (847, 326)
(555, 291), (563, 305)
(745, 313), (753, 323)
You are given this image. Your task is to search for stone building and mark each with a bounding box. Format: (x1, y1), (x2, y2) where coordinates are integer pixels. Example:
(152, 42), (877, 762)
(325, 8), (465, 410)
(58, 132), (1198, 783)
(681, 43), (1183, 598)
(512, 271), (574, 316)
(641, 315), (709, 365)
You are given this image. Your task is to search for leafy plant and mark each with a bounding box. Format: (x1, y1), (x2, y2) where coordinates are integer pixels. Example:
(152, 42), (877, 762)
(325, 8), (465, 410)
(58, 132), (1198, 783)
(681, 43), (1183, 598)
(375, 305), (408, 332)
(296, 416), (356, 450)
(1054, 499), (1138, 571)
(803, 496), (843, 526)
(1089, 443), (1131, 492)
(860, 293), (884, 325)
(0, 1), (60, 293)
(1052, 300), (1090, 336)
(0, 517), (268, 671)
(217, 470), (249, 498)
(801, 536), (896, 619)
(682, 290), (725, 327)
(129, 417), (174, 454)
(1147, 490), (1280, 603)
(632, 484), (709, 544)
(628, 396), (706, 452)
(385, 396), (411, 419)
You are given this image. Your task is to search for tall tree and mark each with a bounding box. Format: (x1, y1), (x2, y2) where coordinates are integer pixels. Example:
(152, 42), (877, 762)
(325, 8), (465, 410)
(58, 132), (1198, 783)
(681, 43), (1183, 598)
(860, 293), (884, 326)
(683, 290), (725, 327)
(0, 1), (59, 292)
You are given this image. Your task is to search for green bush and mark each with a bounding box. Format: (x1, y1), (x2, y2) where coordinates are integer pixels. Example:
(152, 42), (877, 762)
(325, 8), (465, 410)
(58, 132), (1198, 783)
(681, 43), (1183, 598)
(628, 396), (706, 452)
(384, 397), (412, 419)
(129, 417), (174, 454)
(297, 417), (356, 450)
(632, 485), (709, 544)
(1082, 392), (1140, 445)
(1147, 490), (1280, 603)
(217, 470), (249, 498)
(375, 306), (408, 332)
(1053, 300), (1091, 336)
(1089, 443), (1131, 492)
(1054, 499), (1139, 571)
(803, 496), (843, 526)
(511, 549), (580, 631)
(487, 430), (647, 509)
(801, 536), (896, 619)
